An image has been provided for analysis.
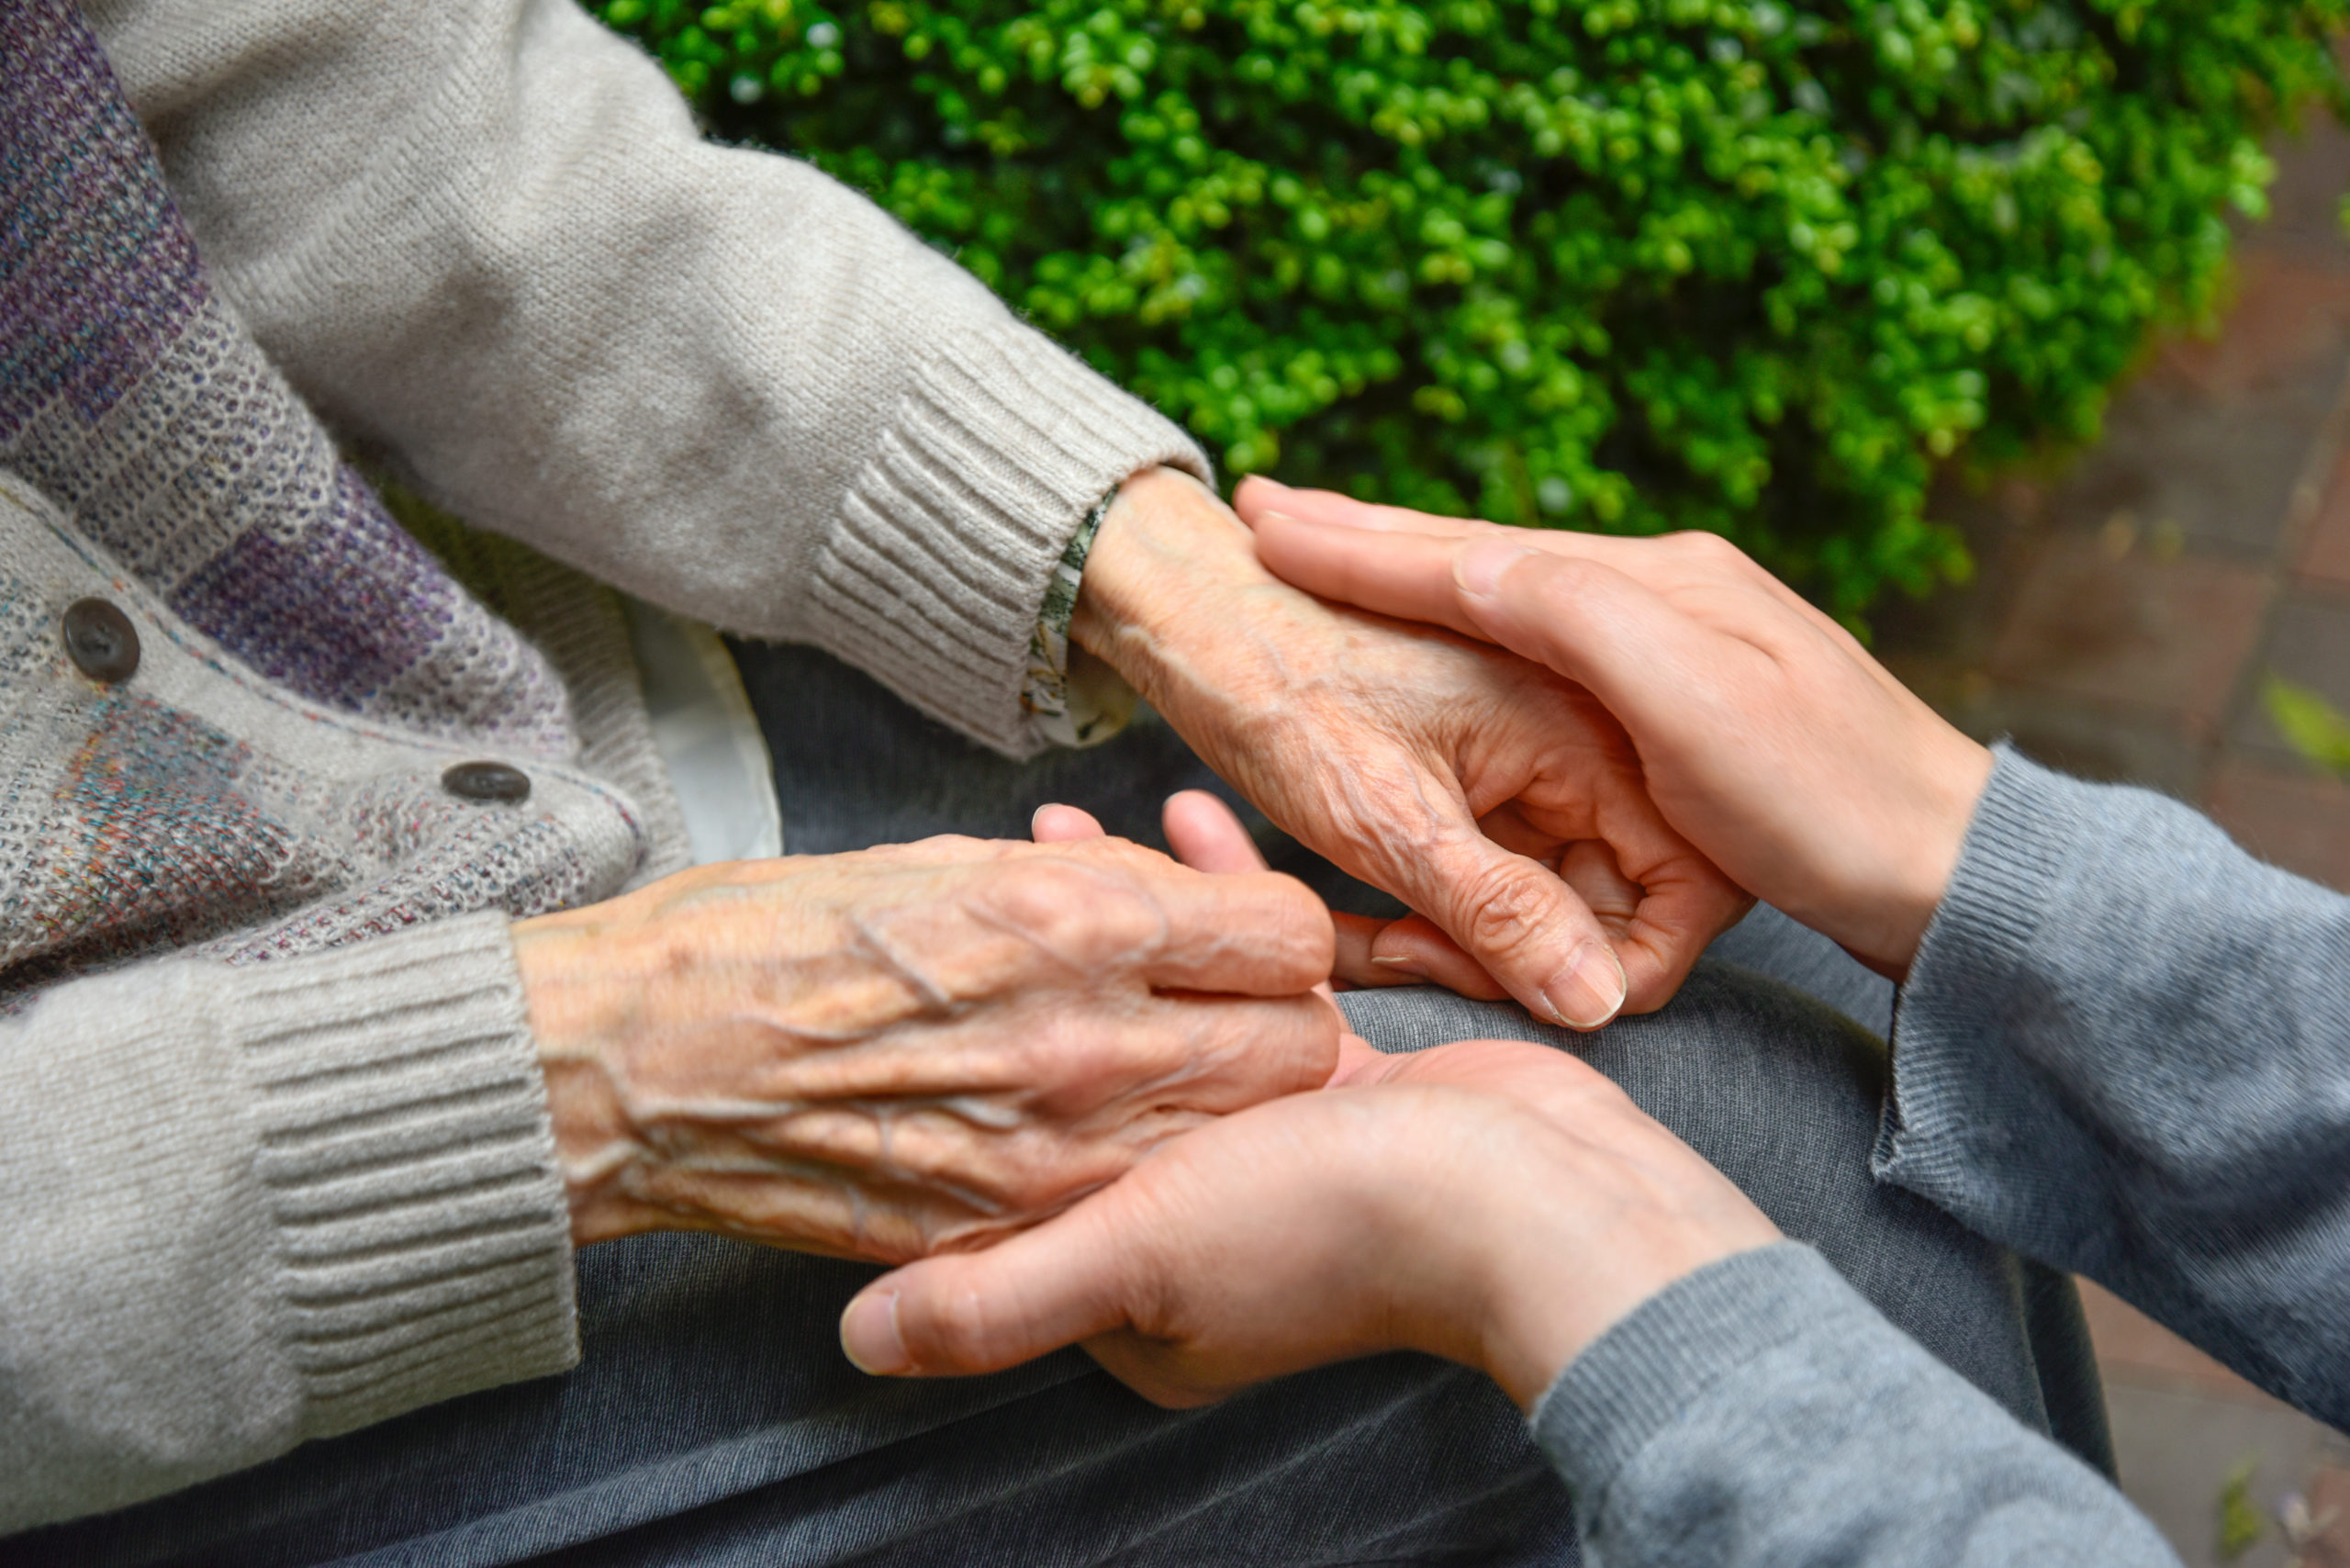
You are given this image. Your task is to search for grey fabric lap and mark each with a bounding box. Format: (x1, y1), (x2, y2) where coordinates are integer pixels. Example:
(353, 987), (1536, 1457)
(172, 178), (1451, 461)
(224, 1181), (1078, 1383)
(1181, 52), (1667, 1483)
(17, 646), (2103, 1566)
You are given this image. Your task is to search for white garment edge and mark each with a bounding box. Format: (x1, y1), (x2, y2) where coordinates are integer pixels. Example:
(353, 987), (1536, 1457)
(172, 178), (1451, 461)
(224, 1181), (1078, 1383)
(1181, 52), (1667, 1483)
(623, 598), (784, 866)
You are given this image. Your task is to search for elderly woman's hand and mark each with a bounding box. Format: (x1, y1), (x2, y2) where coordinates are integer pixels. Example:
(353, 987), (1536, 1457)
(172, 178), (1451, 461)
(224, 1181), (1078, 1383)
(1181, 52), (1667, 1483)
(1080, 468), (1751, 1028)
(511, 836), (1339, 1261)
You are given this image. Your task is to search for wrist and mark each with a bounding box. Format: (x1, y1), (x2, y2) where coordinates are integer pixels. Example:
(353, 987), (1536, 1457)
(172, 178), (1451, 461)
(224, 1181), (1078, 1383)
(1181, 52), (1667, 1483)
(1071, 467), (1275, 700)
(1439, 1112), (1783, 1411)
(1843, 730), (1996, 979)
(511, 910), (658, 1246)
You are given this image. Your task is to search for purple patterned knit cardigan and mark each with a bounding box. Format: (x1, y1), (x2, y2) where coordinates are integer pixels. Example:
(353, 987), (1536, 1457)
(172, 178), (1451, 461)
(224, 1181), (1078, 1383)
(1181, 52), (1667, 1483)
(0, 0), (659, 997)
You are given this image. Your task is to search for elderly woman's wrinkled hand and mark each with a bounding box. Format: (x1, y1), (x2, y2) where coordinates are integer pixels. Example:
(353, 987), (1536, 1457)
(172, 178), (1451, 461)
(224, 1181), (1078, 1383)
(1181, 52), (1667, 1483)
(1079, 468), (1751, 1028)
(511, 836), (1339, 1261)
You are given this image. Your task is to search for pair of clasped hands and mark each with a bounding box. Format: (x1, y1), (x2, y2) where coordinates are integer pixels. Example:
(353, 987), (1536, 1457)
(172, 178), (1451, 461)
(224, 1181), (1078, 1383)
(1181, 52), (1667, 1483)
(513, 466), (1994, 1414)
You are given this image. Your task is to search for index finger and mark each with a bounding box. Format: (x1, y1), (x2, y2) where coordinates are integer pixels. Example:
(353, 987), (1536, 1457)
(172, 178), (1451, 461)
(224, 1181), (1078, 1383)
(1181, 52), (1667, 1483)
(1246, 487), (1880, 669)
(1235, 476), (1500, 540)
(1250, 512), (1492, 641)
(1249, 511), (1676, 644)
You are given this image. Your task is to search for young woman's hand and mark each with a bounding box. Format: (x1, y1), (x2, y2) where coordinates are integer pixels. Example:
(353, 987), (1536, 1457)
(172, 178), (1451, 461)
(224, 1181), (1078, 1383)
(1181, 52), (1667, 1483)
(1236, 477), (1993, 978)
(513, 834), (1338, 1261)
(835, 1035), (1780, 1411)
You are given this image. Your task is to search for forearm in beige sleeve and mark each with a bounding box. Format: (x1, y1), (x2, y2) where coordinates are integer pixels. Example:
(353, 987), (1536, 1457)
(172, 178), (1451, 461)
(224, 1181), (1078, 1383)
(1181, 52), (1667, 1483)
(0, 914), (576, 1532)
(86, 0), (1206, 755)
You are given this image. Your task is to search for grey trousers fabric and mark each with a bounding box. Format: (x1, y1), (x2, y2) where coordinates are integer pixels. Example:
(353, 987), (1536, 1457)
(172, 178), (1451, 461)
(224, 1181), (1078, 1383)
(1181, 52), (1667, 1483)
(14, 646), (2108, 1567)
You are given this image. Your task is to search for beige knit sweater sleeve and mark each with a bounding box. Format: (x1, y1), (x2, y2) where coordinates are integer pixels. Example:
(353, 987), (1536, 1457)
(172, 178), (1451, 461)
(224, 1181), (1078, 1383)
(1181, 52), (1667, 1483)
(84, 0), (1210, 757)
(0, 913), (576, 1533)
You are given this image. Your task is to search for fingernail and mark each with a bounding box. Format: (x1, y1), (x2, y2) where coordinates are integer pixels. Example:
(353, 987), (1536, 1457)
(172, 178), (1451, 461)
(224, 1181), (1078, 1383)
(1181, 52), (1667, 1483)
(1542, 942), (1627, 1030)
(840, 1290), (911, 1375)
(1369, 953), (1429, 979)
(1455, 539), (1535, 599)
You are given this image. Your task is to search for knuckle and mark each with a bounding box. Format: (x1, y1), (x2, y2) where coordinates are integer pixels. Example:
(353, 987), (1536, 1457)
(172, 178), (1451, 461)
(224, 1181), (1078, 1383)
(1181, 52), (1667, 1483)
(1011, 1007), (1184, 1121)
(1237, 872), (1337, 984)
(1012, 1006), (1125, 1092)
(1271, 997), (1344, 1088)
(979, 861), (1163, 969)
(1528, 554), (1612, 607)
(879, 834), (993, 866)
(1186, 994), (1338, 1102)
(1665, 529), (1753, 576)
(1451, 854), (1570, 965)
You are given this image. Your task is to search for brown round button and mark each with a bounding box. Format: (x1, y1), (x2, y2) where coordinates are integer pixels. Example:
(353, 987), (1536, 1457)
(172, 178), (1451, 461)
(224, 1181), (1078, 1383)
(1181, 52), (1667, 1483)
(441, 761), (532, 804)
(62, 598), (140, 683)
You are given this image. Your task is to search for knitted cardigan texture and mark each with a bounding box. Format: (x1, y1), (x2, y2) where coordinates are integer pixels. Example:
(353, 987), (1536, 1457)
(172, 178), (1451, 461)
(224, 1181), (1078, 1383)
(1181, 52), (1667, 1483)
(0, 0), (1205, 1530)
(1, 0), (672, 996)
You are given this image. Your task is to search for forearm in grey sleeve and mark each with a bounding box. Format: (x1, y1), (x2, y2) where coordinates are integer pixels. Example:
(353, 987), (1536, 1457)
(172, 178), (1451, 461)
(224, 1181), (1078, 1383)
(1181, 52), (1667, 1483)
(0, 915), (576, 1531)
(1881, 746), (2350, 1426)
(1535, 1245), (2179, 1568)
(86, 0), (1206, 756)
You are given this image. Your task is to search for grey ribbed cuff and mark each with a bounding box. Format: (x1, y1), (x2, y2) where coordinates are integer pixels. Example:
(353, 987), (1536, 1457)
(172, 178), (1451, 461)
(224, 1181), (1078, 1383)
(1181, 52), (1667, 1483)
(1874, 745), (2076, 1200)
(809, 321), (1211, 758)
(1529, 1243), (1862, 1515)
(230, 912), (578, 1439)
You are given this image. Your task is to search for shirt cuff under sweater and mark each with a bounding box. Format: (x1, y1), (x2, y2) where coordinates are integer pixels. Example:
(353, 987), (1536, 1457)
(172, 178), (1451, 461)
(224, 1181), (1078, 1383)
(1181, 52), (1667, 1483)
(807, 322), (1209, 760)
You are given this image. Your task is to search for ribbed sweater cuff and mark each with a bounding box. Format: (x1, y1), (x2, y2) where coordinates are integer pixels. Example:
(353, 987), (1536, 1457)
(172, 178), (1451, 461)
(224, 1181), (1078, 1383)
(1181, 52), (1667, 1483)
(229, 913), (579, 1440)
(810, 321), (1211, 758)
(1528, 1243), (1861, 1513)
(1874, 745), (2080, 1197)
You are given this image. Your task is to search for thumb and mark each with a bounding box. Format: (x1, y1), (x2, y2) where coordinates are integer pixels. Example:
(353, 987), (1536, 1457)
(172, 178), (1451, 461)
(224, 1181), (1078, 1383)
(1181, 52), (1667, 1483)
(841, 1197), (1139, 1377)
(1399, 823), (1628, 1031)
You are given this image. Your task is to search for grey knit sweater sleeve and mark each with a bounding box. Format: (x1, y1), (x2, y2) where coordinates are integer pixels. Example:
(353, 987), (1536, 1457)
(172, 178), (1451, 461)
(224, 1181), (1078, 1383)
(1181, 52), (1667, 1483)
(84, 0), (1210, 758)
(0, 913), (576, 1533)
(1880, 747), (2350, 1424)
(1530, 747), (2350, 1565)
(1531, 1245), (2180, 1567)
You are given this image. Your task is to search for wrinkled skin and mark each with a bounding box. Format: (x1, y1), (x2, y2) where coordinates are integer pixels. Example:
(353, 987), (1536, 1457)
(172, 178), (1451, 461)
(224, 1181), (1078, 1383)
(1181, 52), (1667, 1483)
(1083, 468), (1751, 1028)
(513, 835), (1338, 1261)
(1236, 477), (1996, 978)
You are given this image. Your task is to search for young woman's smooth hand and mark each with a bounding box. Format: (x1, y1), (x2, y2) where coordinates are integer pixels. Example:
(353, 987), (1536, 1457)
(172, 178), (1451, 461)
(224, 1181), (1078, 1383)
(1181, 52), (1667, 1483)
(1235, 477), (1993, 978)
(834, 1034), (1780, 1411)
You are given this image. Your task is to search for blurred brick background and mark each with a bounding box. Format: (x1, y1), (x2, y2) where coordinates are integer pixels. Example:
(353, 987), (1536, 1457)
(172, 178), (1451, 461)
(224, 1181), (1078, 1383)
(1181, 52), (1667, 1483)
(1877, 111), (2350, 1568)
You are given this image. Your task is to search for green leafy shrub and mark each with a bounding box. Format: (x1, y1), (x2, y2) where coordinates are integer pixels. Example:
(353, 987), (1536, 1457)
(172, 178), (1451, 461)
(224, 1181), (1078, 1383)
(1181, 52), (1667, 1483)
(594, 0), (2346, 617)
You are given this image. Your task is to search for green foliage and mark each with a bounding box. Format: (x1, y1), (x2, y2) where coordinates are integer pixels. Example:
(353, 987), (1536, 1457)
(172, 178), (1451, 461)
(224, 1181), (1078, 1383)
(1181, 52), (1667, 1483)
(2265, 675), (2350, 776)
(593, 0), (2347, 617)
